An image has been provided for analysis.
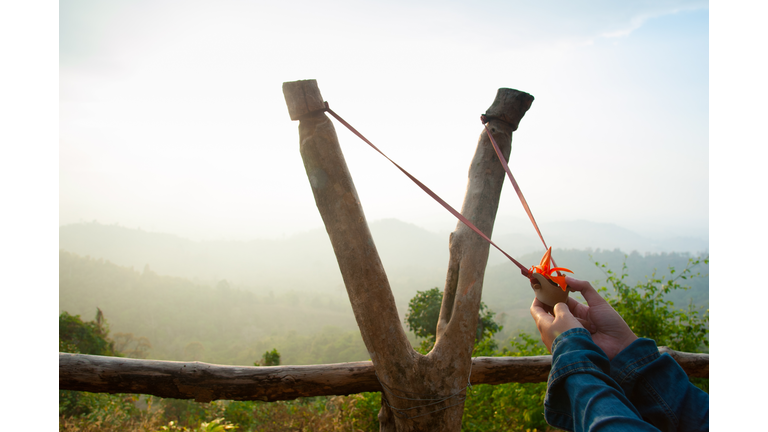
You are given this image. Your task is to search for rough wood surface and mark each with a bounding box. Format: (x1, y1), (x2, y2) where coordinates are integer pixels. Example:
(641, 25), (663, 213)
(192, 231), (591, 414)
(282, 79), (326, 121)
(59, 349), (708, 402)
(483, 88), (535, 131)
(285, 81), (414, 379)
(59, 353), (381, 403)
(282, 83), (536, 431)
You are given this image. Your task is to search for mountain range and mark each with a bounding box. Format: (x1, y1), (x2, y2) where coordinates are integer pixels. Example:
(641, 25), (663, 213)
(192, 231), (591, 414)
(59, 218), (708, 285)
(59, 219), (709, 344)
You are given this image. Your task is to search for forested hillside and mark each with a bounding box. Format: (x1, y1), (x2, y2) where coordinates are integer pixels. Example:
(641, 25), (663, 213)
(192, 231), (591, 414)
(59, 220), (449, 301)
(60, 242), (708, 366)
(60, 250), (369, 365)
(59, 220), (708, 297)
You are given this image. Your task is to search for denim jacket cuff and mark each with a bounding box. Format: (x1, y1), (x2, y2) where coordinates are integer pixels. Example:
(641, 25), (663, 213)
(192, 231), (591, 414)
(545, 327), (630, 431)
(549, 328), (611, 386)
(609, 337), (660, 387)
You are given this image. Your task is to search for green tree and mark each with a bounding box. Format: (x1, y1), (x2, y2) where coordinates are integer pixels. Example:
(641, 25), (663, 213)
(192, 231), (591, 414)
(256, 348), (281, 366)
(405, 287), (502, 354)
(59, 308), (118, 356)
(59, 308), (129, 419)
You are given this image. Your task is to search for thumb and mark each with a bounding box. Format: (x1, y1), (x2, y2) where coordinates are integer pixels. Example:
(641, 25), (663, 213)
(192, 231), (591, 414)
(553, 301), (584, 331)
(565, 276), (607, 307)
(553, 302), (573, 319)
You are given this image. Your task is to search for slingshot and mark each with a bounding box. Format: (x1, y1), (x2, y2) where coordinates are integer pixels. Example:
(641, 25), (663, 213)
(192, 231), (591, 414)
(284, 80), (573, 307)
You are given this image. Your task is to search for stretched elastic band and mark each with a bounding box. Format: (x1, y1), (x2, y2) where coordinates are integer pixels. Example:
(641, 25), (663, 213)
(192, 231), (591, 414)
(324, 102), (530, 277)
(481, 115), (559, 270)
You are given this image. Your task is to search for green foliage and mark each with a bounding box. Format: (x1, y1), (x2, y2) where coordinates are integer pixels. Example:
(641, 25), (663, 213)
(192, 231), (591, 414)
(58, 393), (162, 431)
(160, 417), (238, 431)
(256, 348), (281, 366)
(59, 391), (139, 423)
(481, 249), (709, 341)
(162, 398), (223, 428)
(59, 338), (79, 354)
(476, 305), (502, 353)
(59, 309), (118, 357)
(338, 392), (381, 431)
(405, 288), (443, 341)
(59, 309), (126, 420)
(595, 255), (710, 393)
(594, 255), (709, 353)
(462, 333), (550, 432)
(220, 397), (354, 431)
(404, 287), (502, 354)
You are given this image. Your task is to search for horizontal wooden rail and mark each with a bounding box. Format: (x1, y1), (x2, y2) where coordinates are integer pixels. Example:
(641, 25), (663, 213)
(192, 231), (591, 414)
(59, 348), (708, 403)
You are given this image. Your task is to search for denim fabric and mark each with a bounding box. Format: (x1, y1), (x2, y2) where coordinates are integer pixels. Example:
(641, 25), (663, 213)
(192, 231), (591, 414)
(610, 338), (709, 431)
(544, 328), (708, 432)
(545, 328), (660, 431)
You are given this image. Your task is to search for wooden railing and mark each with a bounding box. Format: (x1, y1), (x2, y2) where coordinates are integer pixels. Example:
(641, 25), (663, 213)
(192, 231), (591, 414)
(59, 348), (708, 403)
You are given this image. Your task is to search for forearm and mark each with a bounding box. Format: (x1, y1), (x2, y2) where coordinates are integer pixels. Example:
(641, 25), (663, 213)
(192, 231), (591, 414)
(545, 328), (660, 432)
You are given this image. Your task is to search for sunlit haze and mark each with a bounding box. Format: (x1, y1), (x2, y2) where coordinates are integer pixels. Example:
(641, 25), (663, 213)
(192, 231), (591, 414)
(59, 0), (709, 244)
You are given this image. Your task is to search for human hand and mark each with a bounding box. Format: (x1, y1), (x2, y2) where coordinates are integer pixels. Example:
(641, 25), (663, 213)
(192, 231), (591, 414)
(529, 298), (584, 354)
(560, 276), (637, 360)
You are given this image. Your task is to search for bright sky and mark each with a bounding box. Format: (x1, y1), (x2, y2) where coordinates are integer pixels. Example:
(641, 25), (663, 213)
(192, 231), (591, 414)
(59, 0), (709, 242)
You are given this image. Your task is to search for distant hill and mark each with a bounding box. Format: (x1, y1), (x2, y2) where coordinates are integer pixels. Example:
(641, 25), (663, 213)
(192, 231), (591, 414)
(59, 218), (708, 286)
(60, 220), (708, 324)
(59, 219), (450, 299)
(487, 219), (708, 266)
(60, 221), (708, 361)
(58, 250), (368, 365)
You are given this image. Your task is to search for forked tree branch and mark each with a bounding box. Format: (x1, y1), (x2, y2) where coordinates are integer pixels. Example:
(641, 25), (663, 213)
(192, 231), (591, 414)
(283, 80), (414, 386)
(434, 89), (535, 358)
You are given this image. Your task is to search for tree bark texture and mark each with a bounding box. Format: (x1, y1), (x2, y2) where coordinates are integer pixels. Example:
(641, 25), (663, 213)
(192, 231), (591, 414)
(282, 81), (537, 431)
(59, 350), (709, 402)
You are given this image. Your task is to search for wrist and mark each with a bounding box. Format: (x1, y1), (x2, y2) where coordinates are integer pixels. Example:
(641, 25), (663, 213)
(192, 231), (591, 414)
(622, 333), (638, 348)
(609, 333), (638, 360)
(609, 337), (661, 383)
(551, 327), (592, 353)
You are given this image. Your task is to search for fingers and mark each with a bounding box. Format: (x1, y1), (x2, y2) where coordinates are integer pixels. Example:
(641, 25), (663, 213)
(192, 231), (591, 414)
(552, 302), (571, 318)
(564, 296), (590, 320)
(532, 300), (585, 353)
(530, 298), (553, 324)
(532, 297), (554, 315)
(530, 299), (556, 339)
(553, 301), (585, 332)
(565, 295), (584, 313)
(530, 299), (554, 353)
(565, 276), (607, 306)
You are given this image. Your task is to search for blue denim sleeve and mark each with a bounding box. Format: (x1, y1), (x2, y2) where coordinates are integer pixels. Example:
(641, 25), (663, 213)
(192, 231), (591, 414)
(609, 338), (709, 432)
(544, 328), (660, 432)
